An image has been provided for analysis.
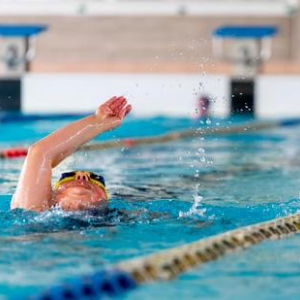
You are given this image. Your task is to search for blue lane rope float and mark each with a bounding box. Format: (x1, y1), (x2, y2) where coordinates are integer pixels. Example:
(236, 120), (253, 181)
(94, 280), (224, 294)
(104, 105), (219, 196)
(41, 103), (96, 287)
(28, 212), (300, 299)
(28, 269), (137, 300)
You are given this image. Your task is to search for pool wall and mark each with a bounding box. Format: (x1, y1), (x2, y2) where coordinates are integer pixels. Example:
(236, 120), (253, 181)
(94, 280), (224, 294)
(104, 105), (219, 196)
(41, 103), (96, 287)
(22, 73), (300, 119)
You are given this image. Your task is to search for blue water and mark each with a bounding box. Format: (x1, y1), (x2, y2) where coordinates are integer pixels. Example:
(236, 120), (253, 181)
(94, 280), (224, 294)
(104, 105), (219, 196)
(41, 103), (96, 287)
(1, 116), (300, 299)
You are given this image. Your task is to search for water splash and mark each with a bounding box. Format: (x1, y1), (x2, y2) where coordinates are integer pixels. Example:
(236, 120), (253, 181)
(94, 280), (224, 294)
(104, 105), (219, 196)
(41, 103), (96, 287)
(179, 185), (206, 218)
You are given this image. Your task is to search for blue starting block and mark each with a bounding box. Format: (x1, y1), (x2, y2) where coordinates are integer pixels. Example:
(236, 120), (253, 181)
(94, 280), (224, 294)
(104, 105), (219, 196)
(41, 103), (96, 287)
(0, 24), (47, 37)
(213, 26), (277, 39)
(212, 25), (277, 116)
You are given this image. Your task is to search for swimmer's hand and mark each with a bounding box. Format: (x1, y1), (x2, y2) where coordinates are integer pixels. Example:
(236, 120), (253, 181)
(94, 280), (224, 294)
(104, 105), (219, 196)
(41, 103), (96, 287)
(95, 96), (132, 131)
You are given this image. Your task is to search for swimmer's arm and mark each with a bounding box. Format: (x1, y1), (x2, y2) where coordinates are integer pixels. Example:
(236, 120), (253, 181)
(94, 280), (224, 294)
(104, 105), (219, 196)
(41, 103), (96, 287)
(11, 96), (131, 212)
(32, 96), (131, 168)
(11, 150), (53, 211)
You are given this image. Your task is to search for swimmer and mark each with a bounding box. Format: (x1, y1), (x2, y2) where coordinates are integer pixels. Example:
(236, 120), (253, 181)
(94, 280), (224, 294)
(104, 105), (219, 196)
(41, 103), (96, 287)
(11, 96), (132, 212)
(196, 95), (211, 119)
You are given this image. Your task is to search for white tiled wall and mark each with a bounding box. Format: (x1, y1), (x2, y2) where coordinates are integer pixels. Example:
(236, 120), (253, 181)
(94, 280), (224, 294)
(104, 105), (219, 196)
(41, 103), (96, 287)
(23, 73), (230, 118)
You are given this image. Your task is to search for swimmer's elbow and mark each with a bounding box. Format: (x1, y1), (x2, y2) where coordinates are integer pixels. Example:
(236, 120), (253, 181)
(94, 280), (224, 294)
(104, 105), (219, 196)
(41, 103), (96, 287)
(27, 144), (53, 163)
(27, 144), (45, 157)
(28, 144), (61, 168)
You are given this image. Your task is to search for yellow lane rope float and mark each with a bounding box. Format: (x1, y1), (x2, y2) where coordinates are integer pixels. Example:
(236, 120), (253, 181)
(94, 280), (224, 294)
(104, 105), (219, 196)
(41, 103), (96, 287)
(116, 212), (300, 283)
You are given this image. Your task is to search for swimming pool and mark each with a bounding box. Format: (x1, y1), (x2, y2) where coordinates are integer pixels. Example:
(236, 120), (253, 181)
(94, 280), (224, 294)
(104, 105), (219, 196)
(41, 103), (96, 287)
(1, 116), (300, 299)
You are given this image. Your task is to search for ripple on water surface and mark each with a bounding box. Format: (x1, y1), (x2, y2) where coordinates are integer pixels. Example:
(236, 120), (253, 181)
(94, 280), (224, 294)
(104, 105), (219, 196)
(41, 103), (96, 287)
(1, 118), (300, 298)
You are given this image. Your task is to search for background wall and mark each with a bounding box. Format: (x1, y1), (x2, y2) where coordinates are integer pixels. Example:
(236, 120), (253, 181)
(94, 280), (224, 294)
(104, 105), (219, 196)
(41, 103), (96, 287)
(22, 73), (300, 119)
(1, 1), (300, 118)
(22, 73), (230, 117)
(0, 14), (297, 74)
(256, 75), (300, 118)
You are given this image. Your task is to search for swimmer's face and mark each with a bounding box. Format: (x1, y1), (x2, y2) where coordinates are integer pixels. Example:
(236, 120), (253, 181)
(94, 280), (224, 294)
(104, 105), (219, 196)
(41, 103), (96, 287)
(53, 172), (107, 211)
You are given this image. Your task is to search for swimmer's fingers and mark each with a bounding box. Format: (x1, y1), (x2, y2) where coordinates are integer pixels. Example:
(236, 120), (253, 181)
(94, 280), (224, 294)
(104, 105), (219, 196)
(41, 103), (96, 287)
(109, 96), (126, 111)
(104, 96), (118, 106)
(112, 98), (128, 115)
(98, 96), (123, 117)
(102, 96), (122, 112)
(107, 95), (126, 112)
(119, 104), (132, 120)
(96, 96), (130, 126)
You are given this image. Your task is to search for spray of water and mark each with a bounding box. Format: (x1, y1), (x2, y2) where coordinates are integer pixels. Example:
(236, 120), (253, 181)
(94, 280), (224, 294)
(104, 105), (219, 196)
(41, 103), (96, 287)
(179, 184), (206, 218)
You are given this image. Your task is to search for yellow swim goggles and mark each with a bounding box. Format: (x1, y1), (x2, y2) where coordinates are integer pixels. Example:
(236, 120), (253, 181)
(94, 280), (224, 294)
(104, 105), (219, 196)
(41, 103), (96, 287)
(54, 171), (109, 200)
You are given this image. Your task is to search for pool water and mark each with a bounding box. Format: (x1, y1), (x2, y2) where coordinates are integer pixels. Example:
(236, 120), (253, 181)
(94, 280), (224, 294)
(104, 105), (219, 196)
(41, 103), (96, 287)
(1, 116), (300, 299)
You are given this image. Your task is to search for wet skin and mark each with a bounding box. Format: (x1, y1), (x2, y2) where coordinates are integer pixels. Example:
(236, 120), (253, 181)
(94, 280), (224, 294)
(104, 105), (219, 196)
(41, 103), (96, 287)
(53, 172), (107, 211)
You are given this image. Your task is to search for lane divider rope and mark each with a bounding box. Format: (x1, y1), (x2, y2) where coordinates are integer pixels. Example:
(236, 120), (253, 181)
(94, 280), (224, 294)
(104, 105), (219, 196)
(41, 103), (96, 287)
(28, 269), (137, 300)
(29, 211), (300, 299)
(81, 121), (277, 152)
(116, 212), (300, 283)
(1, 120), (279, 159)
(0, 147), (28, 159)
